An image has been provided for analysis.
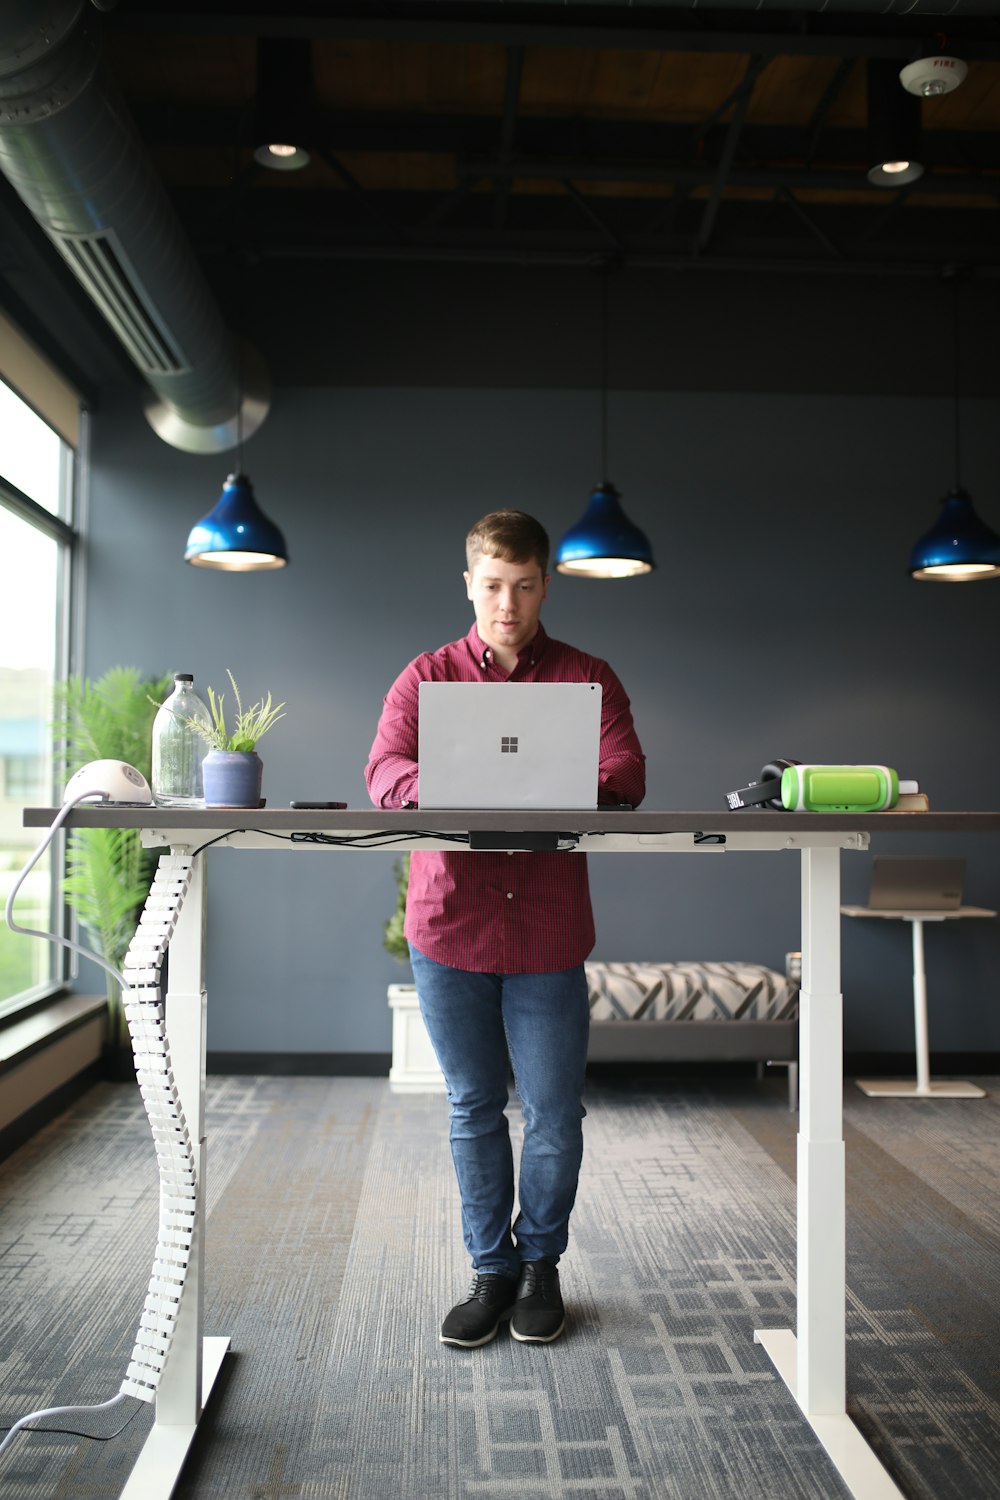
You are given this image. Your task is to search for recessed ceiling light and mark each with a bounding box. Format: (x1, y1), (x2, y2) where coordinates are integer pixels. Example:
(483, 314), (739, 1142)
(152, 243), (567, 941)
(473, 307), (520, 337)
(253, 142), (311, 172)
(867, 159), (924, 187)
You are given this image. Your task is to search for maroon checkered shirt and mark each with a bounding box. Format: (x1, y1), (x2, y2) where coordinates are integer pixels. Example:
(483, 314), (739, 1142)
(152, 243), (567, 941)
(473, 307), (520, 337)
(365, 623), (645, 973)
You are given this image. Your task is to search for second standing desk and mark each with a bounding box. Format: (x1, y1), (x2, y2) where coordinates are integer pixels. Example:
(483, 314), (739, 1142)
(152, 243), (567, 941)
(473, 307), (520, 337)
(841, 903), (996, 1098)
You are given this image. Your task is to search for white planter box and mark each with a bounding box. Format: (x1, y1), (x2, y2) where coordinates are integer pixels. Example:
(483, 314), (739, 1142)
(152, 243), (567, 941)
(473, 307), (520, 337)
(388, 983), (446, 1093)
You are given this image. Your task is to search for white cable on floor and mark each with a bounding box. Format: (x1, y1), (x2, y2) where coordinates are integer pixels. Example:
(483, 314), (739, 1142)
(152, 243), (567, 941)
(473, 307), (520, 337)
(0, 1395), (131, 1460)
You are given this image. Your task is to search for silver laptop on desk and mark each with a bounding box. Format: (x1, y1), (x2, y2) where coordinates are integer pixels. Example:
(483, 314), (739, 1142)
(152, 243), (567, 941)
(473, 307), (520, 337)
(867, 857), (965, 911)
(418, 682), (602, 809)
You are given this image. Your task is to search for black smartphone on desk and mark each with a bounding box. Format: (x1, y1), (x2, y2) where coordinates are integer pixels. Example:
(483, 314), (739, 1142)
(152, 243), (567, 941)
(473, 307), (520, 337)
(289, 801), (348, 809)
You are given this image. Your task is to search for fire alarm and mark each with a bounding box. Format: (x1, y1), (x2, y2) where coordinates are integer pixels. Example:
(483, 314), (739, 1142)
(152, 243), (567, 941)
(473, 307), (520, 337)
(899, 56), (967, 97)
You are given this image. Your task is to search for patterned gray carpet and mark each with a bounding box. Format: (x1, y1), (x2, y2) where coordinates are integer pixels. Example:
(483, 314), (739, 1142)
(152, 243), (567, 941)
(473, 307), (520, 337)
(1, 1072), (999, 1499)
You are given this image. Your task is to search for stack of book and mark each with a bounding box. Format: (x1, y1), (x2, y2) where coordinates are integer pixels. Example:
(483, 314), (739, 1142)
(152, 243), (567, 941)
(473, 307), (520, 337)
(890, 791), (930, 812)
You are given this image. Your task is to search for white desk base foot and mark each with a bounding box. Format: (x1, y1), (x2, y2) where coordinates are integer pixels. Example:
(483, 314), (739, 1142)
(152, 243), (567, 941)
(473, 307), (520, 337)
(119, 1336), (230, 1500)
(754, 1329), (905, 1500)
(855, 1079), (986, 1099)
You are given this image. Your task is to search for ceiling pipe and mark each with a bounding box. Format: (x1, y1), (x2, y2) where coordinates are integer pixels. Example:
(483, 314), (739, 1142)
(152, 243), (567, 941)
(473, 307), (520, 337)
(0, 0), (268, 453)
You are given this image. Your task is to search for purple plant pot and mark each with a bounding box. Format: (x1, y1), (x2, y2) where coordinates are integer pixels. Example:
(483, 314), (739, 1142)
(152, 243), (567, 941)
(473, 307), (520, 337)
(202, 750), (263, 807)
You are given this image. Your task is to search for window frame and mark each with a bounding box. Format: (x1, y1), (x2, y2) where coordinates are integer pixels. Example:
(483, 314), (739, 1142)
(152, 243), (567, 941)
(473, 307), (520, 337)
(0, 403), (83, 1021)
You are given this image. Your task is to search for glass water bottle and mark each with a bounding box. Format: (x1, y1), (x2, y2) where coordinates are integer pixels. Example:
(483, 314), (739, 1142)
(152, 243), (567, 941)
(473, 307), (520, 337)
(151, 672), (212, 807)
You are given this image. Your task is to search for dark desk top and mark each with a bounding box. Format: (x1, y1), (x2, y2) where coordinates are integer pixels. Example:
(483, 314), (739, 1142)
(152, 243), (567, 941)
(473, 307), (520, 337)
(22, 807), (1000, 835)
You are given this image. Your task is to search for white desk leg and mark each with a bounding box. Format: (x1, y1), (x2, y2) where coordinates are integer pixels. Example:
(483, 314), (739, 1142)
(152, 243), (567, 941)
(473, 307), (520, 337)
(911, 920), (931, 1096)
(856, 918), (985, 1100)
(796, 844), (846, 1417)
(120, 853), (230, 1499)
(755, 846), (905, 1500)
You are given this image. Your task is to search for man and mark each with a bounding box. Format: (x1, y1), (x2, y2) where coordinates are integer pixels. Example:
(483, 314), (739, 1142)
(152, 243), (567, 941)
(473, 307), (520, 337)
(365, 509), (645, 1348)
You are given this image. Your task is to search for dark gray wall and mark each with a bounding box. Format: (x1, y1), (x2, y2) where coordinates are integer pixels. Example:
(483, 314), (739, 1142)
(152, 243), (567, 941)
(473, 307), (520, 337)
(80, 265), (1000, 1059)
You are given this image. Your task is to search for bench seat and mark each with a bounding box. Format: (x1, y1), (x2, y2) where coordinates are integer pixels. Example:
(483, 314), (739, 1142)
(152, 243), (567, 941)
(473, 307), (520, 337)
(584, 960), (799, 1107)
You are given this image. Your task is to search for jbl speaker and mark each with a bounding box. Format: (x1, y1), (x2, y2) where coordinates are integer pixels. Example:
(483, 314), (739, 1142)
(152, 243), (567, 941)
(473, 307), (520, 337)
(727, 762), (917, 813)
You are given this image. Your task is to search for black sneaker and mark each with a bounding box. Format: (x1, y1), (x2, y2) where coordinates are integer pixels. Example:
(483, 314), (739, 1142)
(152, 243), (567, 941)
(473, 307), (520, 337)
(440, 1272), (518, 1348)
(510, 1260), (565, 1344)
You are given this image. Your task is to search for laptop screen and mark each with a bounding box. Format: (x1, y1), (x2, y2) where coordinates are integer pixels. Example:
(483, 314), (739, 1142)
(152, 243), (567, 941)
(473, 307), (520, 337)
(867, 857), (965, 912)
(417, 682), (603, 810)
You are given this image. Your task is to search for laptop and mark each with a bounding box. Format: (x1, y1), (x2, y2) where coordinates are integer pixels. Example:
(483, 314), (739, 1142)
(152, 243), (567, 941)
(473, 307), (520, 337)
(866, 856), (965, 912)
(418, 682), (603, 810)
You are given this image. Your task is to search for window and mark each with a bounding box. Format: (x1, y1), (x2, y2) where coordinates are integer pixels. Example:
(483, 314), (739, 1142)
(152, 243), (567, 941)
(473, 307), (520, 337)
(0, 360), (78, 1017)
(0, 381), (68, 518)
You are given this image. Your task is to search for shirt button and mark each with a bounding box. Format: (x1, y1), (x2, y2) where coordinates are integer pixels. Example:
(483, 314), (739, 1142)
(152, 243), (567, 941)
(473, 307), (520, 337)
(506, 892), (513, 899)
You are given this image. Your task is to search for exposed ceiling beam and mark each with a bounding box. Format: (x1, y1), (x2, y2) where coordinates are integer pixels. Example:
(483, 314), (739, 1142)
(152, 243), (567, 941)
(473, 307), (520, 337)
(691, 52), (770, 147)
(459, 157), (1000, 196)
(420, 175), (486, 229)
(177, 186), (1000, 270)
(130, 107), (1000, 176)
(804, 56), (856, 166)
(498, 46), (524, 161)
(493, 46), (524, 232)
(775, 187), (845, 261)
(105, 7), (1000, 60)
(696, 53), (763, 251)
(561, 179), (626, 252)
(197, 235), (1000, 278)
(314, 146), (404, 237)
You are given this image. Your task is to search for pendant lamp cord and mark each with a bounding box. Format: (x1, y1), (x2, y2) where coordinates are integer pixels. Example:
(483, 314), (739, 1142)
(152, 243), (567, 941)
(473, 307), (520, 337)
(236, 339), (244, 477)
(951, 272), (962, 492)
(600, 269), (609, 484)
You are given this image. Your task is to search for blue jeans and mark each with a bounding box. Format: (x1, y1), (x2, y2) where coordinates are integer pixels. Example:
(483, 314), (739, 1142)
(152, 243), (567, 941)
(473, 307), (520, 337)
(409, 945), (590, 1280)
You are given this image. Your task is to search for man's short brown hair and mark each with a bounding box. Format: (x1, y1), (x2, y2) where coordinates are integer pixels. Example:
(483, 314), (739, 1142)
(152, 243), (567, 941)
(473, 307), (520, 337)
(465, 510), (550, 575)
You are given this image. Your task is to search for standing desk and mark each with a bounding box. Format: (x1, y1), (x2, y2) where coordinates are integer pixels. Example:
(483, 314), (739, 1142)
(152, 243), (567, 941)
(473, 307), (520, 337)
(841, 903), (996, 1098)
(22, 805), (1000, 1500)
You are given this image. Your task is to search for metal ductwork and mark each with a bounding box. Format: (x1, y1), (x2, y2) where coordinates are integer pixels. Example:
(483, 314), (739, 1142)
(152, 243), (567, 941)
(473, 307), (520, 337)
(0, 0), (268, 453)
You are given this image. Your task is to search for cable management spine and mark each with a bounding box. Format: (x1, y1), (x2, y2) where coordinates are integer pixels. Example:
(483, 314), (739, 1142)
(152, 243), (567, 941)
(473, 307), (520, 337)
(118, 853), (198, 1404)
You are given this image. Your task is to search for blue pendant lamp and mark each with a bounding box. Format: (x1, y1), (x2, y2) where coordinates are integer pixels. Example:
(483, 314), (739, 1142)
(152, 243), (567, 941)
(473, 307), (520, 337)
(185, 342), (289, 571)
(185, 472), (289, 571)
(909, 274), (1000, 582)
(555, 482), (654, 578)
(909, 489), (1000, 581)
(555, 270), (655, 579)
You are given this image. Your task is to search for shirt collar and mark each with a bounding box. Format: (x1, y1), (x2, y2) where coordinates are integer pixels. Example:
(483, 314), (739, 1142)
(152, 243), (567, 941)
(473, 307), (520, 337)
(467, 621), (548, 671)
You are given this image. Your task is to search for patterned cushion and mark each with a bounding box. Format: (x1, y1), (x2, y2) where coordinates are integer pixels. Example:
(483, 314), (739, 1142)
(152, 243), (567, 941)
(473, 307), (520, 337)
(584, 961), (798, 1023)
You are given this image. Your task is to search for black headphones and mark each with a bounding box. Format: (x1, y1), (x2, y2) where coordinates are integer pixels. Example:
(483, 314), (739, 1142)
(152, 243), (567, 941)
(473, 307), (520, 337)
(726, 759), (801, 810)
